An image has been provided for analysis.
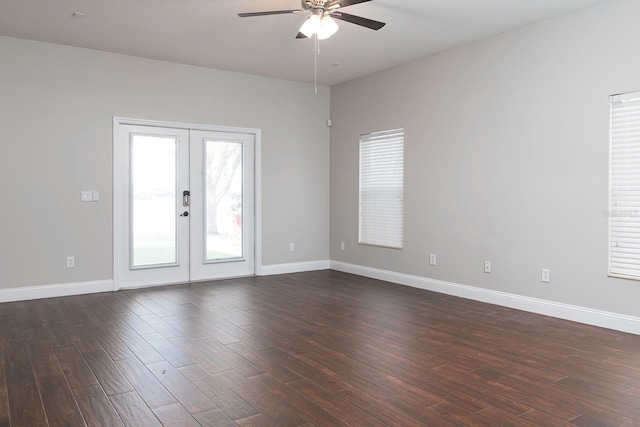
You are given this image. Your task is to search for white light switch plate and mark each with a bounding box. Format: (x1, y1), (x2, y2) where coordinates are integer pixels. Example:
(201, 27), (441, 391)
(81, 190), (100, 202)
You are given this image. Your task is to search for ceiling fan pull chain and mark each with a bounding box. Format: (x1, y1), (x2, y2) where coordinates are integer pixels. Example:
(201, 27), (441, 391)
(314, 35), (318, 94)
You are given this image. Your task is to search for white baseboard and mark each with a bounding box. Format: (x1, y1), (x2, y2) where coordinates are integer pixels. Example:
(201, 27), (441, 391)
(330, 261), (640, 336)
(6, 263), (639, 336)
(1, 260), (332, 303)
(0, 280), (113, 303)
(257, 260), (330, 276)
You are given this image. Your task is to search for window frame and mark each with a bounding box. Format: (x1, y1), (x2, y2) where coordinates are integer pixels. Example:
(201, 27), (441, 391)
(358, 128), (405, 249)
(608, 91), (640, 280)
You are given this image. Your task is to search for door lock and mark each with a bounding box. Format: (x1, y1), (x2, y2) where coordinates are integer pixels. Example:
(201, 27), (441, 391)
(180, 211), (189, 217)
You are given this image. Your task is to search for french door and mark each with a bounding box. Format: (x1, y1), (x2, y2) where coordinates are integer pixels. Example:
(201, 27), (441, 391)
(114, 121), (255, 289)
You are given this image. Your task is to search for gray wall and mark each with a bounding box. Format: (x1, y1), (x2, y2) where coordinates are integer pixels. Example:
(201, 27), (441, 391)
(330, 0), (640, 317)
(0, 36), (330, 290)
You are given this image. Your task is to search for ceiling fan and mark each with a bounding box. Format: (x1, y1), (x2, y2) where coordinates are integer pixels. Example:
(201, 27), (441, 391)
(238, 0), (385, 40)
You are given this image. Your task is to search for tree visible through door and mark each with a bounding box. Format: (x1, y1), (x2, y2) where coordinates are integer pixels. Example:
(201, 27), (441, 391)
(205, 139), (243, 261)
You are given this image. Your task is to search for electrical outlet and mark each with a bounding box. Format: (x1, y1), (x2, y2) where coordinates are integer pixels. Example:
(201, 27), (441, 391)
(429, 253), (436, 266)
(541, 268), (550, 283)
(289, 243), (295, 252)
(67, 256), (75, 268)
(484, 261), (492, 273)
(340, 242), (345, 251)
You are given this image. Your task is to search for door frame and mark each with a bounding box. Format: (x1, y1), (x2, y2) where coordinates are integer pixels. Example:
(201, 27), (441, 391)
(113, 117), (262, 291)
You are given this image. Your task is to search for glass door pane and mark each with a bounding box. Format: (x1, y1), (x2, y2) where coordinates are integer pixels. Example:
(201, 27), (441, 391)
(205, 139), (243, 261)
(131, 134), (178, 267)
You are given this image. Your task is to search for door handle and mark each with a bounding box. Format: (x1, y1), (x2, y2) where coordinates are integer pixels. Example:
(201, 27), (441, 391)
(183, 190), (190, 207)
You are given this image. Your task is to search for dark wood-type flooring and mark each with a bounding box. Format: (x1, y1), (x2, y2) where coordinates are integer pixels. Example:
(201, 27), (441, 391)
(1, 270), (640, 426)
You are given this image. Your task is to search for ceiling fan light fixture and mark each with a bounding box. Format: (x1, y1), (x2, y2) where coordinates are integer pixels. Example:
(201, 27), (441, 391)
(299, 14), (321, 38)
(317, 15), (339, 40)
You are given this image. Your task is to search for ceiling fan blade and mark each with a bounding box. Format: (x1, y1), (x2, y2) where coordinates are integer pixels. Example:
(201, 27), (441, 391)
(238, 9), (303, 18)
(326, 0), (372, 10)
(296, 32), (309, 39)
(331, 12), (385, 30)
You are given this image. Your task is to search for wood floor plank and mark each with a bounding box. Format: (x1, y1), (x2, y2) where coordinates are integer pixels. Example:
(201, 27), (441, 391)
(193, 408), (238, 427)
(236, 413), (279, 427)
(197, 338), (262, 377)
(569, 413), (621, 427)
(241, 323), (311, 356)
(0, 345), (9, 427)
(295, 349), (398, 400)
(29, 340), (86, 426)
(288, 378), (388, 427)
(33, 301), (63, 324)
(432, 364), (532, 415)
(83, 350), (134, 396)
(161, 316), (225, 342)
(518, 409), (577, 427)
(145, 360), (218, 415)
(219, 309), (257, 328)
(2, 339), (34, 379)
(227, 341), (302, 383)
(379, 396), (468, 427)
(168, 336), (232, 374)
(86, 324), (136, 362)
(5, 374), (48, 427)
(179, 364), (257, 421)
(429, 401), (504, 426)
(151, 402), (200, 427)
(72, 384), (125, 427)
(142, 333), (194, 368)
(109, 295), (154, 317)
(58, 307), (92, 327)
(336, 387), (429, 426)
(216, 370), (308, 427)
(68, 324), (104, 354)
(250, 373), (349, 427)
(42, 321), (74, 349)
(197, 322), (242, 345)
(115, 357), (176, 409)
(115, 312), (158, 336)
(475, 406), (549, 427)
(54, 346), (99, 389)
(128, 295), (175, 318)
(110, 324), (166, 365)
(109, 391), (162, 427)
(465, 367), (583, 421)
(261, 348), (350, 393)
(213, 321), (274, 350)
(138, 314), (185, 339)
(2, 340), (48, 427)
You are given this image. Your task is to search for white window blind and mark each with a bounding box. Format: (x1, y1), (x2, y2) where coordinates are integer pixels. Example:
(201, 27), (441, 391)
(609, 91), (640, 279)
(359, 129), (404, 249)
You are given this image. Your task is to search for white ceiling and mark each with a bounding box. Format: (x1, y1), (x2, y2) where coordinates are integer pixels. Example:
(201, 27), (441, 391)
(0, 0), (607, 86)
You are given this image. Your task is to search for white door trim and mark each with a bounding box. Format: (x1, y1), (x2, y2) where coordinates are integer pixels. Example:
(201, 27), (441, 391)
(113, 117), (262, 291)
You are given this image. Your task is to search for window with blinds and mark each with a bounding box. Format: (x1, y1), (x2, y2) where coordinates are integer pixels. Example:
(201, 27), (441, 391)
(359, 129), (404, 249)
(609, 91), (640, 279)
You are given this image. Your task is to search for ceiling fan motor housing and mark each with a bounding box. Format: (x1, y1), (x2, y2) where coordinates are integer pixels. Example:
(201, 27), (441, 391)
(303, 1), (321, 9)
(302, 0), (337, 12)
